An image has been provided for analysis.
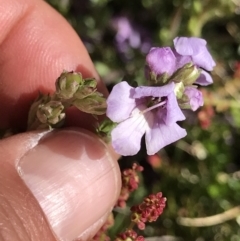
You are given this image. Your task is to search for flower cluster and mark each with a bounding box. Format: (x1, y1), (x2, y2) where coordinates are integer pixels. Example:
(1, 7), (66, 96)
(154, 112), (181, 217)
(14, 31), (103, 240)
(106, 37), (215, 156)
(28, 71), (106, 130)
(116, 163), (143, 208)
(130, 192), (167, 230)
(115, 229), (144, 241)
(146, 37), (215, 86)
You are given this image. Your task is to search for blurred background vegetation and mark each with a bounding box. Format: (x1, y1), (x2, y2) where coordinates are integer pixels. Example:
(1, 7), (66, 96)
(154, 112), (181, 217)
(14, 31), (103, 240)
(47, 0), (240, 240)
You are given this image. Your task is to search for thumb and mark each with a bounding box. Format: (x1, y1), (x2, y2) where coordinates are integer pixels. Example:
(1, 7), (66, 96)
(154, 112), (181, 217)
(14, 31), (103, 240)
(0, 129), (121, 241)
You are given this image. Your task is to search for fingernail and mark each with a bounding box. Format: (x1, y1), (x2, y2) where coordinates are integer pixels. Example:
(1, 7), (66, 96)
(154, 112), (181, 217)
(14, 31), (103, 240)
(17, 129), (120, 241)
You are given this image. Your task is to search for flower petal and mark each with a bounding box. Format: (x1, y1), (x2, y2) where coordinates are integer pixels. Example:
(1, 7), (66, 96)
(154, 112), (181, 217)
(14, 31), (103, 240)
(173, 50), (192, 69)
(146, 47), (176, 75)
(174, 37), (215, 71)
(195, 70), (213, 86)
(174, 37), (206, 56)
(111, 111), (151, 156)
(184, 87), (204, 111)
(145, 120), (187, 155)
(133, 82), (174, 98)
(192, 46), (216, 71)
(107, 81), (136, 122)
(163, 92), (186, 124)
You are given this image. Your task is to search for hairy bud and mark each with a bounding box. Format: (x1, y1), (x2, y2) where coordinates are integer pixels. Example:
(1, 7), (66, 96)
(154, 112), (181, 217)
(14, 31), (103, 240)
(36, 101), (65, 125)
(56, 71), (83, 99)
(74, 78), (98, 99)
(73, 92), (106, 115)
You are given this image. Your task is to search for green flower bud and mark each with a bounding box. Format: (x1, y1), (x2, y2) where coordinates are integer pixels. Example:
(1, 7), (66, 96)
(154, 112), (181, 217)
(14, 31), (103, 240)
(37, 101), (65, 125)
(177, 92), (190, 109)
(178, 98), (191, 110)
(178, 92), (195, 110)
(149, 71), (170, 86)
(84, 78), (97, 88)
(73, 92), (106, 115)
(56, 71), (83, 99)
(74, 86), (95, 99)
(96, 118), (117, 142)
(170, 62), (201, 85)
(74, 78), (98, 99)
(97, 118), (117, 134)
(28, 94), (51, 127)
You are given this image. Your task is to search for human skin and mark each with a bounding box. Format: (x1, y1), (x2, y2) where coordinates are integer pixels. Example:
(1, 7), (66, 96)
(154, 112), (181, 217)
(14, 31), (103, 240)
(0, 0), (121, 240)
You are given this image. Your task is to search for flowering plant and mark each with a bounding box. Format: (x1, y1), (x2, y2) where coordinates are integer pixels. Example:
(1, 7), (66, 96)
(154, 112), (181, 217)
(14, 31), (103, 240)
(106, 37), (215, 156)
(24, 36), (215, 240)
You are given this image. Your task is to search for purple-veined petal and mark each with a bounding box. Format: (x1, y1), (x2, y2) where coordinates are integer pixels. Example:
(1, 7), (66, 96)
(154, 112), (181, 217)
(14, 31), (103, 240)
(195, 70), (213, 86)
(111, 110), (151, 156)
(133, 82), (174, 98)
(107, 81), (136, 122)
(146, 47), (176, 75)
(163, 92), (186, 124)
(145, 119), (187, 155)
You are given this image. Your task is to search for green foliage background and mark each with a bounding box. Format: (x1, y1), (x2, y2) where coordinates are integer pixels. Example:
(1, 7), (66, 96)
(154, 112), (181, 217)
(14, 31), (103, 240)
(47, 0), (240, 240)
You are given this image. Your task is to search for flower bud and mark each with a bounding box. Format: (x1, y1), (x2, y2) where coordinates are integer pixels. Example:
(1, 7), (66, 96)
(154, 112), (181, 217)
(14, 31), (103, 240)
(74, 87), (95, 99)
(56, 71), (83, 99)
(73, 93), (107, 115)
(84, 78), (98, 88)
(36, 101), (65, 125)
(27, 94), (51, 127)
(96, 118), (117, 141)
(116, 163), (143, 208)
(178, 86), (203, 111)
(74, 78), (98, 99)
(170, 62), (201, 85)
(115, 229), (144, 241)
(130, 192), (167, 230)
(146, 47), (176, 76)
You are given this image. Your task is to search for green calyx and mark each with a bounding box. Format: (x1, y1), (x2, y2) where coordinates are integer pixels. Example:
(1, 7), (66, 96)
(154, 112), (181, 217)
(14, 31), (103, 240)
(149, 71), (170, 86)
(56, 71), (84, 99)
(37, 101), (65, 125)
(174, 82), (185, 99)
(74, 78), (97, 99)
(96, 118), (117, 142)
(177, 92), (192, 110)
(170, 62), (201, 85)
(73, 92), (106, 115)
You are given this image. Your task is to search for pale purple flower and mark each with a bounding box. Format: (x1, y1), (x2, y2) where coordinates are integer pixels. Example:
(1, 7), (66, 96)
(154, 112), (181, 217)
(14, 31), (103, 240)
(173, 52), (213, 86)
(184, 87), (204, 111)
(114, 17), (141, 50)
(173, 37), (215, 86)
(106, 81), (187, 156)
(146, 47), (176, 76)
(146, 37), (215, 86)
(173, 37), (216, 71)
(112, 17), (152, 55)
